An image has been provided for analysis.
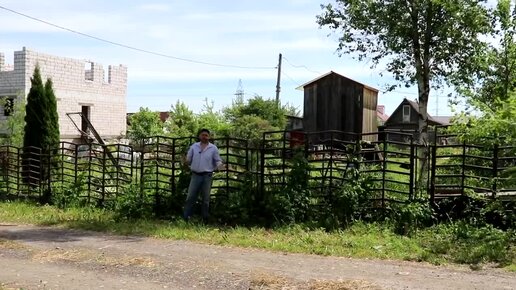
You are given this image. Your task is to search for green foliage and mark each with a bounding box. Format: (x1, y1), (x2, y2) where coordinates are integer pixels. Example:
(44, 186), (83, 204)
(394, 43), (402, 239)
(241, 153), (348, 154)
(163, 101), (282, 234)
(452, 0), (515, 108)
(263, 151), (314, 226)
(421, 222), (515, 266)
(22, 66), (61, 200)
(127, 107), (163, 145)
(0, 96), (25, 147)
(197, 99), (231, 138)
(51, 172), (88, 209)
(224, 95), (288, 129)
(325, 167), (377, 229)
(23, 66), (46, 151)
(389, 201), (435, 236)
(114, 183), (153, 220)
(317, 0), (490, 89)
(450, 92), (516, 146)
(165, 101), (198, 138)
(43, 79), (60, 152)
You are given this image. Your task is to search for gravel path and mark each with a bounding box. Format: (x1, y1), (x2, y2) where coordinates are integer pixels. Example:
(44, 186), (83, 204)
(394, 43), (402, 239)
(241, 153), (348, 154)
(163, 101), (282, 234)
(0, 224), (515, 290)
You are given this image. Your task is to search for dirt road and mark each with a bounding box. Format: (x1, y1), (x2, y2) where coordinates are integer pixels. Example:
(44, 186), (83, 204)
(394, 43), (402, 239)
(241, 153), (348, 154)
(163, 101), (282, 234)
(0, 224), (514, 290)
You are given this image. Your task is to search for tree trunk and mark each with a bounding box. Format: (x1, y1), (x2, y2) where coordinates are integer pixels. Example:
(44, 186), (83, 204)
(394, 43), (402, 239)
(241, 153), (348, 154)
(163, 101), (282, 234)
(416, 79), (430, 195)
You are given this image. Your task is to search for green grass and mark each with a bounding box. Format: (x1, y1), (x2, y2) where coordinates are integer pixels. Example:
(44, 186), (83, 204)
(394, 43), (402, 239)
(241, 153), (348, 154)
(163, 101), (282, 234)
(0, 201), (514, 271)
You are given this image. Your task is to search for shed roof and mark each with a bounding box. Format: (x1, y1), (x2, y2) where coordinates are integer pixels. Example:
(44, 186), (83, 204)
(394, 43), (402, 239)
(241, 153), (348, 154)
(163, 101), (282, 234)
(296, 71), (379, 92)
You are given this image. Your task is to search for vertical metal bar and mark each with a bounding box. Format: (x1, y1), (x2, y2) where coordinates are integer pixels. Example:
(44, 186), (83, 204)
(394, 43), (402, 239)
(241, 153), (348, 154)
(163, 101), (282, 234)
(16, 147), (20, 196)
(155, 136), (160, 212)
(87, 143), (92, 204)
(492, 144), (499, 198)
(282, 131), (286, 187)
(409, 137), (415, 201)
(329, 132), (334, 197)
(461, 141), (466, 196)
(382, 135), (387, 208)
(48, 146), (52, 200)
(429, 141), (437, 203)
(74, 144), (78, 184)
(140, 140), (145, 197)
(260, 133), (266, 203)
(101, 145), (106, 205)
(225, 137), (230, 197)
(171, 138), (176, 194)
(245, 139), (249, 171)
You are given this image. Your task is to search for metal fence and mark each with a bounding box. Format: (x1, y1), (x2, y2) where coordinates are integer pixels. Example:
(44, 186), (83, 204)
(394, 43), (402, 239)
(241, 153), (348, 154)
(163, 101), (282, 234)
(0, 131), (514, 208)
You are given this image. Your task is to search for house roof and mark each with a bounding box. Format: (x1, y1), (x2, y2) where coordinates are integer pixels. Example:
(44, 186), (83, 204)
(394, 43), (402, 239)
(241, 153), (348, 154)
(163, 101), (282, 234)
(386, 98), (452, 126)
(295, 71), (379, 92)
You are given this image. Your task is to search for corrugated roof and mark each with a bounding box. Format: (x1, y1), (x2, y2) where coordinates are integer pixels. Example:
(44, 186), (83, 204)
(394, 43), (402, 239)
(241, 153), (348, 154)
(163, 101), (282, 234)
(295, 71), (379, 92)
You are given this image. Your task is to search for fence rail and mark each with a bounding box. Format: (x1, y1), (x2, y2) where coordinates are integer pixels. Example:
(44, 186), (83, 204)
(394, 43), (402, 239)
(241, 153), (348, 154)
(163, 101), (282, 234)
(0, 131), (514, 210)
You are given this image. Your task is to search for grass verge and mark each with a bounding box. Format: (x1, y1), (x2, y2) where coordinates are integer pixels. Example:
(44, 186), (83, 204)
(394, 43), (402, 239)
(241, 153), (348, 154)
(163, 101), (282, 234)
(0, 201), (514, 271)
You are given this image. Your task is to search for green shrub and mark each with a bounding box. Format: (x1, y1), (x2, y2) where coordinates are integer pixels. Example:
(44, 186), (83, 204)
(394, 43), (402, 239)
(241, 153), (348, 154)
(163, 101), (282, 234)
(114, 183), (153, 220)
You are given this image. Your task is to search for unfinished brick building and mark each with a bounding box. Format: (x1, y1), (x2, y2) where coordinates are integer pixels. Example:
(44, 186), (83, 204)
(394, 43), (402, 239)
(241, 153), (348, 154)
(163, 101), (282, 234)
(0, 47), (127, 143)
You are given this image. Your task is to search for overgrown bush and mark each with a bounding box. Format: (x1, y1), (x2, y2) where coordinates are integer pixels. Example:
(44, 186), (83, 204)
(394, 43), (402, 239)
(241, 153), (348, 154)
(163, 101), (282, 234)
(389, 200), (435, 235)
(51, 172), (88, 209)
(113, 183), (153, 220)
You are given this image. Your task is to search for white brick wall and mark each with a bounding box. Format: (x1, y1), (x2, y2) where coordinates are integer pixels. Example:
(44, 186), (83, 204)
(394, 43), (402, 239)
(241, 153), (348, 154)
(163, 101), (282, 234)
(0, 47), (127, 140)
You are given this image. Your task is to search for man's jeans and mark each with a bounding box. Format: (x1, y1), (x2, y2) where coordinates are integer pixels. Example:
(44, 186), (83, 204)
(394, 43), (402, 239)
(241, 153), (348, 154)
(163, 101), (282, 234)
(183, 172), (213, 220)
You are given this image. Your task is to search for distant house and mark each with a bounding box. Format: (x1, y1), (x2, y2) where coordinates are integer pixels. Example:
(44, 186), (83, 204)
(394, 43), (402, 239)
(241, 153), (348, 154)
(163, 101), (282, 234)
(380, 98), (452, 142)
(297, 71), (379, 144)
(286, 115), (303, 131)
(377, 105), (389, 125)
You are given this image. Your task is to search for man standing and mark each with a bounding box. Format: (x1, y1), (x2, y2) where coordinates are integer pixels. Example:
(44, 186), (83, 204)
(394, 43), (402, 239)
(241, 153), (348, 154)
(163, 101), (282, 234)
(183, 129), (224, 222)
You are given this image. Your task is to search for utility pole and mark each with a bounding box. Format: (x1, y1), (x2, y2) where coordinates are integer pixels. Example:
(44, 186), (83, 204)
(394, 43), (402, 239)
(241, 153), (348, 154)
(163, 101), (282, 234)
(275, 53), (282, 105)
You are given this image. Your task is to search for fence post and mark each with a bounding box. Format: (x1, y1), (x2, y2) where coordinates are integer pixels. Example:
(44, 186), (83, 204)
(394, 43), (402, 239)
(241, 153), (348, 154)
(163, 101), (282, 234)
(461, 140), (466, 196)
(492, 144), (499, 198)
(171, 138), (176, 194)
(259, 133), (266, 207)
(74, 144), (78, 184)
(429, 141), (437, 203)
(382, 135), (387, 208)
(47, 146), (52, 200)
(225, 137), (230, 197)
(140, 140), (145, 197)
(282, 132), (287, 187)
(329, 132), (334, 197)
(101, 145), (106, 205)
(409, 137), (415, 201)
(16, 147), (20, 196)
(155, 137), (160, 212)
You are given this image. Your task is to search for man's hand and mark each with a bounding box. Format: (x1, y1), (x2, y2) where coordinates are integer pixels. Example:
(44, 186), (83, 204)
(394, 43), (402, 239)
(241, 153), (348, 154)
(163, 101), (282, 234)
(181, 155), (189, 166)
(217, 163), (226, 171)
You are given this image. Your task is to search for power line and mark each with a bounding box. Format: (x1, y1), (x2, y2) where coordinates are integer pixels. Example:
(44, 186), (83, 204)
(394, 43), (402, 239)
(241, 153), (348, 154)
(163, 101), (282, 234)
(281, 71), (301, 87)
(282, 56), (321, 75)
(0, 5), (276, 70)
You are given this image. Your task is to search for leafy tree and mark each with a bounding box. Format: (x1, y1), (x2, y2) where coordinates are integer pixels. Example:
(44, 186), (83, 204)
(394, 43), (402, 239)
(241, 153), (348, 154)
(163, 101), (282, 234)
(317, 0), (491, 186)
(127, 107), (163, 145)
(0, 94), (25, 147)
(164, 101), (198, 138)
(224, 95), (289, 129)
(453, 0), (515, 109)
(231, 115), (276, 146)
(197, 99), (231, 138)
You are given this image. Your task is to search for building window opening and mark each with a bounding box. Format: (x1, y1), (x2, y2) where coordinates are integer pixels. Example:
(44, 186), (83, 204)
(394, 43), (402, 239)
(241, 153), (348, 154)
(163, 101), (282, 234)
(84, 62), (93, 81)
(81, 105), (91, 133)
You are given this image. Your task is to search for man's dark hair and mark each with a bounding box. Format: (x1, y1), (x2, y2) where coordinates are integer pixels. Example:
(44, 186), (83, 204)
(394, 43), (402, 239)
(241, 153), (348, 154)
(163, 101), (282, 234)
(198, 128), (210, 135)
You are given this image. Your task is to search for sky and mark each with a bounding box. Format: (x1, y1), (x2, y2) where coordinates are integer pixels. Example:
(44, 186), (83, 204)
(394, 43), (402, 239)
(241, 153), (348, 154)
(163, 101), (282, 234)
(0, 0), (455, 116)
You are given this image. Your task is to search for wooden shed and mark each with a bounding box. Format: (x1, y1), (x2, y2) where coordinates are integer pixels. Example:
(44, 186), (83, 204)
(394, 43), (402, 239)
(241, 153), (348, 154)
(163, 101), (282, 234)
(298, 71), (379, 143)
